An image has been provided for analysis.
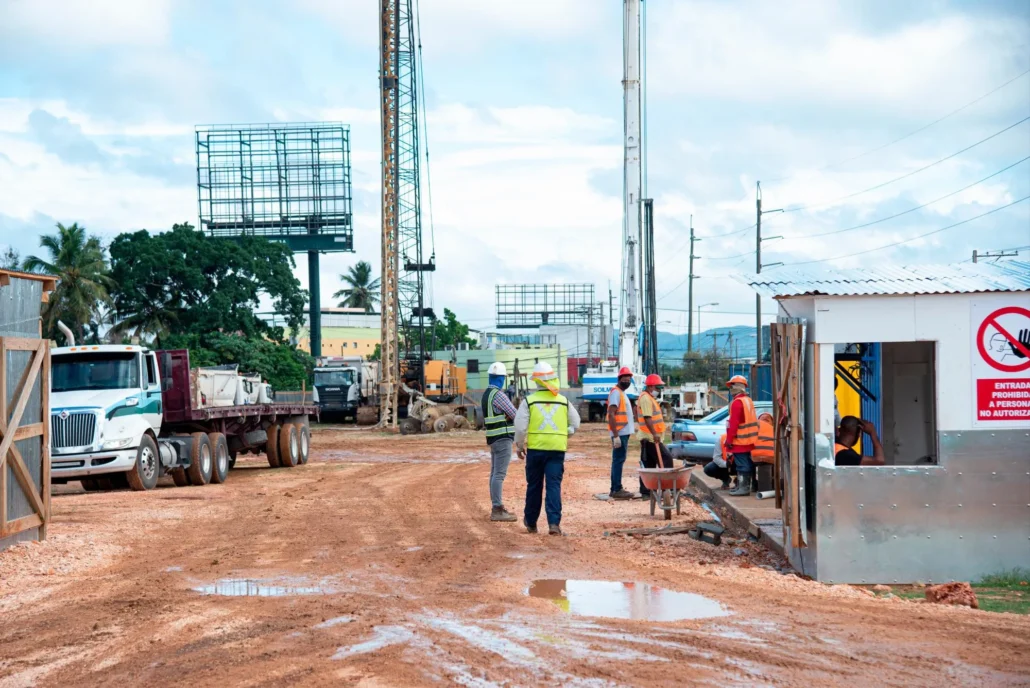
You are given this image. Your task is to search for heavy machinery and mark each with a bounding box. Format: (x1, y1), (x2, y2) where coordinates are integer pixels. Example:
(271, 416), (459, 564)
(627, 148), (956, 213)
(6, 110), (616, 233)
(313, 356), (380, 424)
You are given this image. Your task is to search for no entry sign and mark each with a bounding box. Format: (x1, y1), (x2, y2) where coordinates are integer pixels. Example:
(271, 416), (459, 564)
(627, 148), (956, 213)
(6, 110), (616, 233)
(972, 300), (1030, 426)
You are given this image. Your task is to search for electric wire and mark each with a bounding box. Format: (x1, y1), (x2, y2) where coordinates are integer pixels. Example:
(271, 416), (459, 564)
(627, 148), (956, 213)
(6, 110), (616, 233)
(778, 115), (1030, 214)
(764, 67), (1030, 183)
(777, 195), (1030, 267)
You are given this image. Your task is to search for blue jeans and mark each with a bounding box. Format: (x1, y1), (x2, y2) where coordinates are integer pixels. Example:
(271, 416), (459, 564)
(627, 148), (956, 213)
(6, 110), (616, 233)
(703, 460), (730, 483)
(610, 434), (629, 493)
(733, 452), (754, 476)
(524, 449), (565, 527)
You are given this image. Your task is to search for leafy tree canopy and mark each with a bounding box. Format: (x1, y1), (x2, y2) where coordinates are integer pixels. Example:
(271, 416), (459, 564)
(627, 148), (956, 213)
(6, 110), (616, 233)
(333, 260), (380, 313)
(431, 308), (477, 350)
(108, 223), (307, 345)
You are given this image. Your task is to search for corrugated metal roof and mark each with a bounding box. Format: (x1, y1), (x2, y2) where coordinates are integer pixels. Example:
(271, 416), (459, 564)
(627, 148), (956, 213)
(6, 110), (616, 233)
(737, 260), (1030, 298)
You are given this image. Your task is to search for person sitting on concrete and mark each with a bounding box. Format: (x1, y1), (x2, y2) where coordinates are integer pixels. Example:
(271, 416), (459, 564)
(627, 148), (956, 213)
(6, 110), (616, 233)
(606, 366), (635, 500)
(703, 432), (732, 489)
(724, 375), (759, 496)
(834, 416), (885, 466)
(636, 373), (674, 498)
(514, 361), (581, 536)
(483, 361), (518, 522)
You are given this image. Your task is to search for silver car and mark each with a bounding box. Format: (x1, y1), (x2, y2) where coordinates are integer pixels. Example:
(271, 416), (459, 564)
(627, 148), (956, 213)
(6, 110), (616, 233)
(668, 402), (773, 460)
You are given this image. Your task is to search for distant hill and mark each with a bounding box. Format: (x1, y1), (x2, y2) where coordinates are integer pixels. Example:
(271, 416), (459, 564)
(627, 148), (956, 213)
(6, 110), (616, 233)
(657, 325), (769, 362)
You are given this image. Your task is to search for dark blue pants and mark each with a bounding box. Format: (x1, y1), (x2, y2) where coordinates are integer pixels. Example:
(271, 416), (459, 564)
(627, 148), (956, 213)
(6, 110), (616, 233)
(524, 449), (565, 527)
(733, 451), (754, 476)
(703, 460), (730, 483)
(610, 434), (629, 493)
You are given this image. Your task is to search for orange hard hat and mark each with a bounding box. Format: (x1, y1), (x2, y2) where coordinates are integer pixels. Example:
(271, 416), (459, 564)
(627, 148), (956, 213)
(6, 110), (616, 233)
(727, 375), (748, 386)
(644, 373), (664, 386)
(617, 366), (633, 378)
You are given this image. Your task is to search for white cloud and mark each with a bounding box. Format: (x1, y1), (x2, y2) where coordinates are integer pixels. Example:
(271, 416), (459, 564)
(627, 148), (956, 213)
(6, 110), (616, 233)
(0, 0), (172, 47)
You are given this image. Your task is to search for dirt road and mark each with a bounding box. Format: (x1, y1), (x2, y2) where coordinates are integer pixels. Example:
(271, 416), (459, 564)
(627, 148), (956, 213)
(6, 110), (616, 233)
(2, 426), (1028, 686)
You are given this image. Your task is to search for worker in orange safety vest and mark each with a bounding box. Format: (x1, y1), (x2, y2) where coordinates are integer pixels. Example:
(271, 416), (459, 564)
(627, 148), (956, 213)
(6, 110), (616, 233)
(606, 367), (636, 500)
(752, 412), (775, 464)
(724, 374), (758, 496)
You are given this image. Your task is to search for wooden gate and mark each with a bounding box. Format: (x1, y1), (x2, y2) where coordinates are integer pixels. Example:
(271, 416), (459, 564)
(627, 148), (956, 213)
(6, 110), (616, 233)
(0, 337), (51, 541)
(770, 321), (805, 549)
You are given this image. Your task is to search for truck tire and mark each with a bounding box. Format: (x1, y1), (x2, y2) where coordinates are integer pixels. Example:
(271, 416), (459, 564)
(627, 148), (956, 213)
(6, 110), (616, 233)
(278, 423), (299, 467)
(294, 423), (310, 465)
(209, 432), (230, 484)
(187, 432), (213, 485)
(170, 468), (189, 487)
(266, 424), (281, 468)
(126, 435), (160, 491)
(81, 478), (100, 492)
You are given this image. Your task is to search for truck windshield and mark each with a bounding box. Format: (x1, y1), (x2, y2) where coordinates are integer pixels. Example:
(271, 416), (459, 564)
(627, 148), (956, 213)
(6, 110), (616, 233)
(315, 370), (355, 386)
(52, 352), (140, 392)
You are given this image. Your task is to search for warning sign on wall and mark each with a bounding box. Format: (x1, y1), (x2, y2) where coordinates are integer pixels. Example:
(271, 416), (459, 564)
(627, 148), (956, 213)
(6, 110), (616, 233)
(972, 300), (1030, 426)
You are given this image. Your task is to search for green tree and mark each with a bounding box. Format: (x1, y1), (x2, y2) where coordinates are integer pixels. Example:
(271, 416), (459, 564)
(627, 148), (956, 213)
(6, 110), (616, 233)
(333, 260), (380, 312)
(681, 350), (730, 385)
(22, 222), (112, 343)
(431, 308), (477, 349)
(1, 246), (19, 270)
(108, 223), (307, 346)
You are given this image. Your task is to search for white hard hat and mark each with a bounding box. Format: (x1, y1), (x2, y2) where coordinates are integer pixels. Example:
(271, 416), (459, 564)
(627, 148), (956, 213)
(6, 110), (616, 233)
(488, 361), (507, 376)
(532, 361), (555, 378)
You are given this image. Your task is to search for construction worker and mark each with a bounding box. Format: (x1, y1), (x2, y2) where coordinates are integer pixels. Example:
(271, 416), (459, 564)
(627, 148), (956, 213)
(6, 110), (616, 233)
(636, 373), (673, 497)
(483, 361), (518, 522)
(703, 432), (732, 490)
(834, 416), (885, 466)
(724, 374), (758, 496)
(606, 366), (635, 500)
(514, 361), (581, 536)
(752, 412), (775, 465)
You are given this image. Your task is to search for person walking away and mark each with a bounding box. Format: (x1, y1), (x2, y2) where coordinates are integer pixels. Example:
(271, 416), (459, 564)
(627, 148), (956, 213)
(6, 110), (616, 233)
(483, 362), (518, 522)
(703, 432), (732, 489)
(636, 374), (673, 498)
(834, 416), (885, 466)
(724, 375), (759, 496)
(607, 367), (636, 500)
(514, 361), (581, 536)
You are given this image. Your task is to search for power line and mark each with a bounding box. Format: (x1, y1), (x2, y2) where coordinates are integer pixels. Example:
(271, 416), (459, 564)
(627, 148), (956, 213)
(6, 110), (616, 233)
(785, 155), (1030, 240)
(765, 68), (1030, 183)
(777, 195), (1030, 267)
(779, 115), (1030, 214)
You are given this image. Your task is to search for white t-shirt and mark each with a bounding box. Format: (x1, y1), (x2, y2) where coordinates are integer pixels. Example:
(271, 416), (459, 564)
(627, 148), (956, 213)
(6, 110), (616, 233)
(607, 387), (635, 436)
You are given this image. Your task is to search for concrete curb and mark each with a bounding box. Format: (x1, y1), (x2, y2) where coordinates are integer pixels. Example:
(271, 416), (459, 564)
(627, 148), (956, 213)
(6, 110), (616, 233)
(689, 472), (786, 559)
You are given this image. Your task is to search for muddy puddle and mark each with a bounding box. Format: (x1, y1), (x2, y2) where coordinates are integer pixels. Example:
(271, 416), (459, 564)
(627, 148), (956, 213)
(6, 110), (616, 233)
(192, 576), (337, 597)
(526, 580), (730, 621)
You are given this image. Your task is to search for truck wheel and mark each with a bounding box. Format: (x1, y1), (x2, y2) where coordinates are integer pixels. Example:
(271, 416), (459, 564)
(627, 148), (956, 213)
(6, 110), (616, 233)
(294, 423), (310, 465)
(266, 424), (281, 468)
(170, 468), (189, 487)
(209, 432), (230, 484)
(278, 423), (299, 467)
(81, 478), (100, 492)
(187, 432), (213, 485)
(126, 435), (160, 491)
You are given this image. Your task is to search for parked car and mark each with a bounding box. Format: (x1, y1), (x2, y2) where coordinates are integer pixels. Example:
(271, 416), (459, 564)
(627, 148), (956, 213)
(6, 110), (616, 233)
(668, 401), (773, 460)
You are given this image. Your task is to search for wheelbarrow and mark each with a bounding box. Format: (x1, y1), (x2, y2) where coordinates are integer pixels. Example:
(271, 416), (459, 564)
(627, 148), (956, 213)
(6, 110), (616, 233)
(639, 465), (693, 520)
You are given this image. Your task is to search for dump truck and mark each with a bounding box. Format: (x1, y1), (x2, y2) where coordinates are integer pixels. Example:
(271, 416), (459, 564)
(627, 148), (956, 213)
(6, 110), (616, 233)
(313, 356), (380, 423)
(50, 346), (317, 491)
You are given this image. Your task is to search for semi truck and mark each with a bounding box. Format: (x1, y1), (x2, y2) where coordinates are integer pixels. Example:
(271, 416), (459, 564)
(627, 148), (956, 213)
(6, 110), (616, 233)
(313, 356), (379, 423)
(49, 346), (317, 491)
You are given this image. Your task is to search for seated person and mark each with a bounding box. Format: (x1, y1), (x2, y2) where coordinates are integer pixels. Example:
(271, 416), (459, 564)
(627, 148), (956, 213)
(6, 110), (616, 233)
(703, 432), (735, 490)
(834, 416), (885, 466)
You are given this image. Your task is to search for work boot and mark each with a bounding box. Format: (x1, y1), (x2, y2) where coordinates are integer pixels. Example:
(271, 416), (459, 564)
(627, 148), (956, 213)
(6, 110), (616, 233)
(719, 478), (731, 490)
(548, 524), (563, 536)
(491, 506), (517, 522)
(729, 474), (752, 497)
(523, 518), (537, 534)
(610, 489), (634, 500)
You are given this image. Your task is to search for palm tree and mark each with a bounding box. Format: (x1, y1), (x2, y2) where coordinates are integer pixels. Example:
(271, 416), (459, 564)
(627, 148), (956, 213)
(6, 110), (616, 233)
(23, 222), (113, 343)
(333, 261), (380, 313)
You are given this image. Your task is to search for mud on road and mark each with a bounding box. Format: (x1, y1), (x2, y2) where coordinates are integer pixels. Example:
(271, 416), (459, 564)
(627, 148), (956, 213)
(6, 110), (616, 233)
(2, 426), (1028, 687)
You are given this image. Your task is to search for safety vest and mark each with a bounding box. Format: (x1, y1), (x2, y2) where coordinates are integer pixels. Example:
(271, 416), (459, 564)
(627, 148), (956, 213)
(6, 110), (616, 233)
(609, 387), (629, 434)
(752, 415), (775, 463)
(526, 390), (570, 452)
(482, 387), (514, 445)
(834, 443), (850, 456)
(637, 391), (665, 436)
(731, 394), (758, 446)
(718, 433), (728, 464)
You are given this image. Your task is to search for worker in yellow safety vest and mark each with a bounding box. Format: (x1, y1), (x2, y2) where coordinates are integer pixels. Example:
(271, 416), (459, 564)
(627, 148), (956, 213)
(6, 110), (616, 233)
(514, 361), (581, 536)
(724, 374), (758, 496)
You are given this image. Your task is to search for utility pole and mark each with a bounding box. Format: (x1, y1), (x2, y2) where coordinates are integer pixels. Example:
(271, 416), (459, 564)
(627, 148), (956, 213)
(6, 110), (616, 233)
(973, 249), (1018, 263)
(687, 214), (697, 353)
(587, 305), (594, 365)
(755, 181), (783, 363)
(609, 285), (615, 359)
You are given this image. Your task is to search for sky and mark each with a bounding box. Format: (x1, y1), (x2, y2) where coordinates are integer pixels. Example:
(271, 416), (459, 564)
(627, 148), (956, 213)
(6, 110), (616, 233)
(1, 0), (1028, 338)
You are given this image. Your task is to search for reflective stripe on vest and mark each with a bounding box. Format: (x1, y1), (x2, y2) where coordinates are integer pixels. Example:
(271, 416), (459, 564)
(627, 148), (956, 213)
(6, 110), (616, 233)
(527, 390), (569, 452)
(482, 387), (514, 444)
(733, 395), (758, 446)
(609, 387), (629, 434)
(637, 391), (665, 435)
(752, 416), (775, 462)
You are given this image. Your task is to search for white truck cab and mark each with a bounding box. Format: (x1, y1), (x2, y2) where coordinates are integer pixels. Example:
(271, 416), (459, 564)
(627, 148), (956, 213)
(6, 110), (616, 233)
(50, 345), (163, 481)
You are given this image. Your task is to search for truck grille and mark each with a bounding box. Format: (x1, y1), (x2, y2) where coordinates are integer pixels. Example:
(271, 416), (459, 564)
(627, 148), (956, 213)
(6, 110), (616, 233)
(51, 412), (97, 449)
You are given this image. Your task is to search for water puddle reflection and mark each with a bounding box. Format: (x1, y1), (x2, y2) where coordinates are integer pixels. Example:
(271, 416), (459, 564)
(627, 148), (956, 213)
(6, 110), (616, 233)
(192, 576), (336, 597)
(526, 580), (729, 621)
